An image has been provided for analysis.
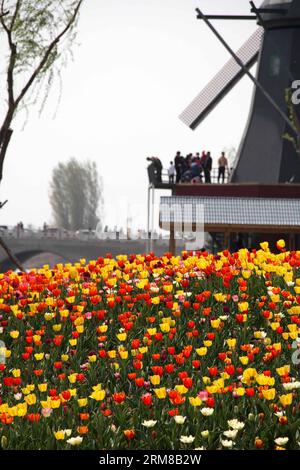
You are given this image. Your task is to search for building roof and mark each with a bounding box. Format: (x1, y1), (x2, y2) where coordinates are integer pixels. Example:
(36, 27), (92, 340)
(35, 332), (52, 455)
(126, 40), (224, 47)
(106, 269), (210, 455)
(160, 196), (300, 232)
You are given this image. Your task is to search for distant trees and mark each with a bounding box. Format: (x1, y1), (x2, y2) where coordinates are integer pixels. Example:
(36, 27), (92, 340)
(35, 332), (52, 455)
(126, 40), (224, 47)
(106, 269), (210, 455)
(49, 158), (103, 231)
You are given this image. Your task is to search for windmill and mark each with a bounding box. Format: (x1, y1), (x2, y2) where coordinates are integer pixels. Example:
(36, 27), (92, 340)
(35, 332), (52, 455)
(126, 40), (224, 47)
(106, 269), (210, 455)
(180, 0), (300, 183)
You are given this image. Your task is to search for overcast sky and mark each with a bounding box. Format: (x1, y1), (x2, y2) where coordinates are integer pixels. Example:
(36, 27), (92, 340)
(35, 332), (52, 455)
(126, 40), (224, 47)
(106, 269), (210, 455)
(0, 0), (258, 231)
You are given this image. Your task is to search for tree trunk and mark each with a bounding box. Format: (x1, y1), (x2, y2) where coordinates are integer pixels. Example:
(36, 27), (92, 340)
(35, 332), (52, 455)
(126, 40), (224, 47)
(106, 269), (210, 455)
(0, 235), (24, 272)
(0, 128), (13, 182)
(0, 108), (15, 184)
(0, 112), (23, 272)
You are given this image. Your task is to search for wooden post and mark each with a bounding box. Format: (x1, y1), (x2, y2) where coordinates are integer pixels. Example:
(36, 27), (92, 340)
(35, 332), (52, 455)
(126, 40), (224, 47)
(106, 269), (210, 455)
(169, 223), (176, 255)
(224, 231), (230, 250)
(289, 233), (296, 251)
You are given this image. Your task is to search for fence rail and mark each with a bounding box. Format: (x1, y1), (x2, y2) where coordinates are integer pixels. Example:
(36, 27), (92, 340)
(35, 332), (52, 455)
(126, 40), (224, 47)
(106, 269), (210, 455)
(161, 167), (230, 184)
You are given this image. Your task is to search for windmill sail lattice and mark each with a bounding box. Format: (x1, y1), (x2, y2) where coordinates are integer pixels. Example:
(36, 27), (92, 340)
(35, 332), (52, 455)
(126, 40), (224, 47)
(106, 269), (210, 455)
(179, 27), (264, 130)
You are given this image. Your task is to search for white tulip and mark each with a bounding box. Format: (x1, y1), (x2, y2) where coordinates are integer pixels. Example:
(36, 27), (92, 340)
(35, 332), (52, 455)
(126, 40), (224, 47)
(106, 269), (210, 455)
(174, 415), (186, 424)
(221, 439), (234, 448)
(223, 429), (238, 439)
(180, 435), (195, 444)
(67, 436), (83, 446)
(227, 419), (245, 430)
(274, 437), (289, 446)
(200, 407), (214, 416)
(142, 420), (157, 428)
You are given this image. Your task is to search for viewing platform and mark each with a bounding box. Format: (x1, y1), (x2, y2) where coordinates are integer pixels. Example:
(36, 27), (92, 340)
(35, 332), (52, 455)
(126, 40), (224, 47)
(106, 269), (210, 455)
(173, 182), (300, 198)
(158, 183), (300, 253)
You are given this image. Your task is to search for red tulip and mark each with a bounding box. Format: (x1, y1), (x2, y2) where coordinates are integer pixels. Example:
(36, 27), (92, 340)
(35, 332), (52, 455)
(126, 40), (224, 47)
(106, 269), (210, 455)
(141, 393), (152, 406)
(112, 392), (126, 404)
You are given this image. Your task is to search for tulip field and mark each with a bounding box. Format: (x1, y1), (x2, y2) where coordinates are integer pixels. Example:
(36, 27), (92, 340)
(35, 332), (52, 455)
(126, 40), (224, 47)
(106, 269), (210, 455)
(1, 241), (300, 450)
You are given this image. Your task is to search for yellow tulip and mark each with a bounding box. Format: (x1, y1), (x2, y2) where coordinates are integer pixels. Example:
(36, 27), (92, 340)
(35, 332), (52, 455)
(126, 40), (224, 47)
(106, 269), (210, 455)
(53, 324), (62, 332)
(226, 338), (237, 350)
(154, 387), (167, 399)
(98, 325), (108, 333)
(90, 390), (106, 401)
(147, 328), (157, 336)
(38, 383), (48, 392)
(276, 365), (290, 376)
(116, 333), (127, 341)
(211, 319), (220, 329)
(12, 369), (21, 378)
(160, 323), (170, 333)
(279, 393), (293, 406)
(175, 385), (188, 395)
(34, 353), (44, 361)
(77, 398), (88, 407)
(202, 376), (211, 385)
(150, 375), (161, 386)
(239, 356), (249, 365)
(238, 302), (249, 312)
(196, 347), (207, 356)
(214, 293), (227, 302)
(44, 312), (54, 321)
(10, 330), (19, 339)
(261, 388), (276, 400)
(50, 398), (61, 409)
(119, 350), (128, 360)
(74, 316), (84, 326)
(68, 373), (77, 384)
(107, 350), (117, 359)
(277, 239), (285, 249)
(260, 242), (269, 251)
(24, 393), (37, 406)
(189, 396), (202, 407)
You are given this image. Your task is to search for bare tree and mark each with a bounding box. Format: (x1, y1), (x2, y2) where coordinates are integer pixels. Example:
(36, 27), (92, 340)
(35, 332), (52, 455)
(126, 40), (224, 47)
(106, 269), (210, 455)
(0, 0), (83, 270)
(0, 0), (83, 184)
(50, 158), (103, 232)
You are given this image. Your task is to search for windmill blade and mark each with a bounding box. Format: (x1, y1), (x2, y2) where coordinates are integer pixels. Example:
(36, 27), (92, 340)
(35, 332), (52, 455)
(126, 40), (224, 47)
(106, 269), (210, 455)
(179, 27), (264, 130)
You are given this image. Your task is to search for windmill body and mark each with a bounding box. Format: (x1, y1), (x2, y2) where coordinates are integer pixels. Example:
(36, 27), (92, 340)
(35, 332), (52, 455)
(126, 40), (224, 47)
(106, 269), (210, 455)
(180, 0), (300, 183)
(233, 0), (300, 183)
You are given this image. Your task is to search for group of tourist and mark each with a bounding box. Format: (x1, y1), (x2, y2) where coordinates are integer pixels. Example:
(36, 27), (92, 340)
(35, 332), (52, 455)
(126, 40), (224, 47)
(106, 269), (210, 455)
(170, 151), (229, 184)
(147, 151), (229, 185)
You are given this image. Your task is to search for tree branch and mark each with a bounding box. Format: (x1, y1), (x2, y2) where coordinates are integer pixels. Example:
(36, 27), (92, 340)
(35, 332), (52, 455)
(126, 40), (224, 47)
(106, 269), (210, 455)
(15, 0), (83, 107)
(10, 0), (22, 31)
(0, 0), (10, 33)
(0, 1), (19, 108)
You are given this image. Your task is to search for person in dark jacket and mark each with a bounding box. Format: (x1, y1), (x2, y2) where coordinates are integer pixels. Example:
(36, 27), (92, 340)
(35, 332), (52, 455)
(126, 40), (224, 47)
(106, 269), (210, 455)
(203, 151), (212, 183)
(174, 151), (182, 183)
(146, 157), (163, 183)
